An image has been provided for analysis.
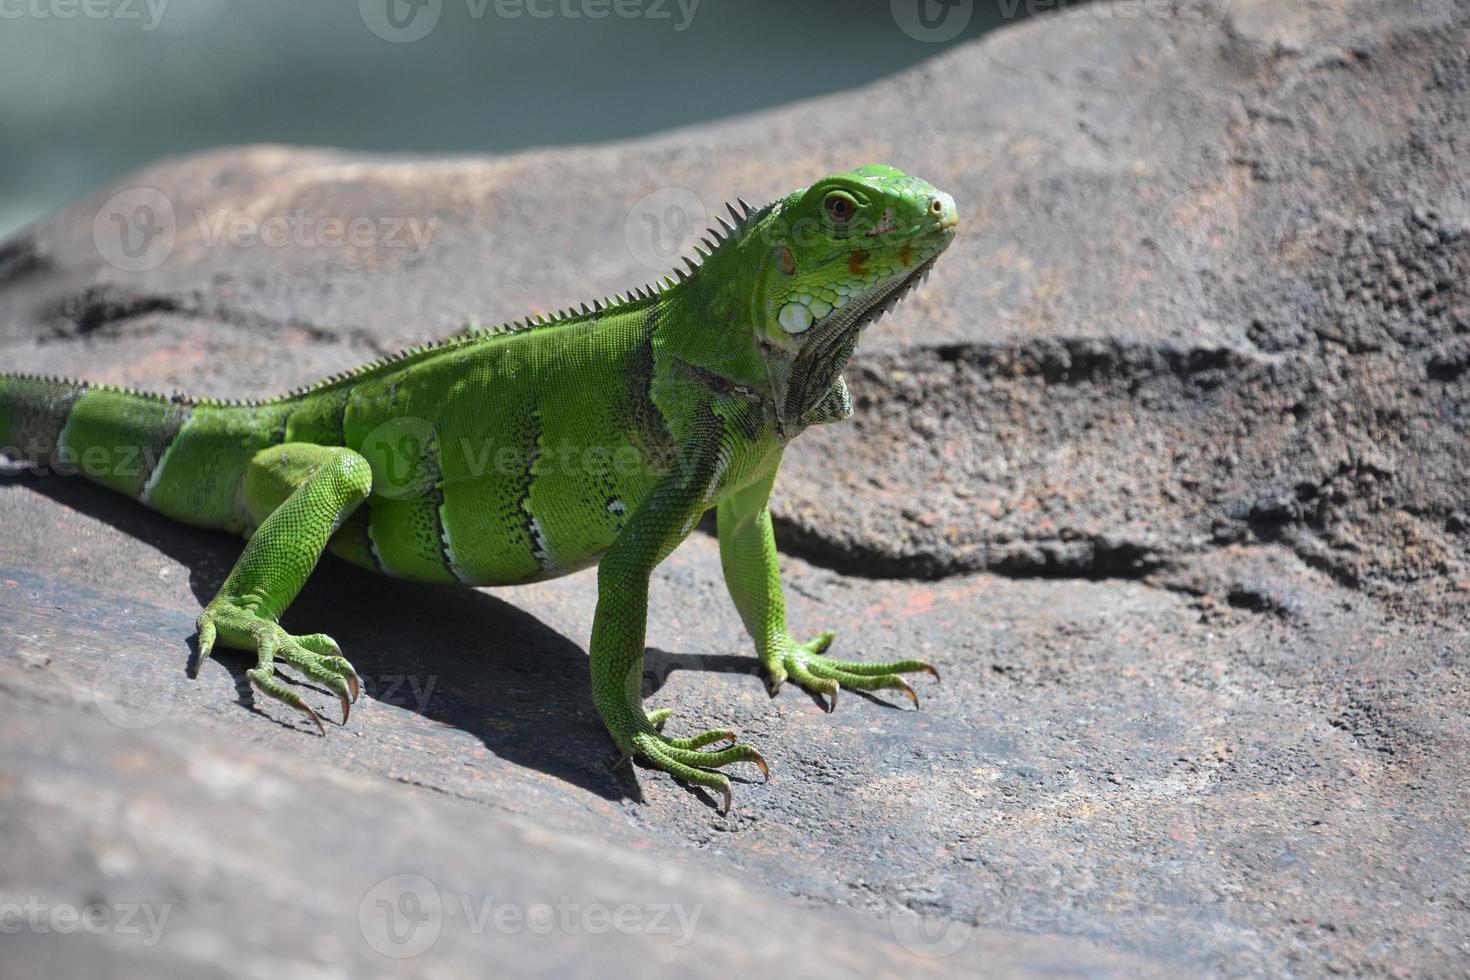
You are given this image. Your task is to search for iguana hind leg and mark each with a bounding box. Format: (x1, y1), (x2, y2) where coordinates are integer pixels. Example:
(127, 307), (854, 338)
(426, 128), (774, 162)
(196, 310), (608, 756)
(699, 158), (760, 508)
(194, 443), (372, 734)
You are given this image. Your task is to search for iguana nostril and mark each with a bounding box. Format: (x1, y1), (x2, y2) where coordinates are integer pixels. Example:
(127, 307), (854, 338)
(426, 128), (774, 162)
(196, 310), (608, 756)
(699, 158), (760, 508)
(929, 192), (958, 229)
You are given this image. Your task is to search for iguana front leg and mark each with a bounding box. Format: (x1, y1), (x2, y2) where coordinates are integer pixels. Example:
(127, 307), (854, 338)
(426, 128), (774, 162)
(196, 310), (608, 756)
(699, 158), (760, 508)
(591, 435), (768, 811)
(193, 443), (370, 733)
(716, 460), (938, 711)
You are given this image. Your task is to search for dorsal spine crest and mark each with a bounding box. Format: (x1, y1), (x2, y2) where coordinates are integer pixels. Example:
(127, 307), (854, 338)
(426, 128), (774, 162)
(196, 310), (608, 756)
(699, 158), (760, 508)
(4, 195), (773, 409)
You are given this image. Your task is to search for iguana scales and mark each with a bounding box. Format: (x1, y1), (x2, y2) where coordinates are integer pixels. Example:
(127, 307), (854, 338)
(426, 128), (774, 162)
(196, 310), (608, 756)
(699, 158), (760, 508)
(0, 164), (958, 811)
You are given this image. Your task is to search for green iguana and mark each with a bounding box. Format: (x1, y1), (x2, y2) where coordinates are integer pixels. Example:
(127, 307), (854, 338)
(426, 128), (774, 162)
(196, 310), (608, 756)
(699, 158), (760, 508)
(0, 164), (958, 811)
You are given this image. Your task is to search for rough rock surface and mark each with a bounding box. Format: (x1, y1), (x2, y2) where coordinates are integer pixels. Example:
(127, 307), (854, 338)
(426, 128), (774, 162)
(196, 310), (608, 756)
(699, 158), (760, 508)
(1, 1), (1468, 977)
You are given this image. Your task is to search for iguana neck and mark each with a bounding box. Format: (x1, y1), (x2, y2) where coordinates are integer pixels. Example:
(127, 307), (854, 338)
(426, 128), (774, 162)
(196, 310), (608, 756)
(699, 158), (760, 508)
(649, 238), (779, 400)
(651, 230), (856, 441)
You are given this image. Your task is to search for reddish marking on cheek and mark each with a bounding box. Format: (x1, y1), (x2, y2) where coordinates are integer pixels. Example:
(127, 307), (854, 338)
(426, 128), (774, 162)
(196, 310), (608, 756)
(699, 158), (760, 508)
(775, 244), (796, 276)
(899, 245), (912, 266)
(847, 249), (869, 275)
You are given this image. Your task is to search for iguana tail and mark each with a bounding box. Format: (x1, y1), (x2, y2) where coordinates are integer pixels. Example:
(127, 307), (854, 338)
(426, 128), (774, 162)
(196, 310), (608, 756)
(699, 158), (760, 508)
(0, 372), (287, 532)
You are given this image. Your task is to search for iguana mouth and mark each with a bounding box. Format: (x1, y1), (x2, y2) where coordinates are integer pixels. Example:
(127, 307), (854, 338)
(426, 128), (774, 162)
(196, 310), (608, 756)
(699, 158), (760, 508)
(783, 255), (939, 423)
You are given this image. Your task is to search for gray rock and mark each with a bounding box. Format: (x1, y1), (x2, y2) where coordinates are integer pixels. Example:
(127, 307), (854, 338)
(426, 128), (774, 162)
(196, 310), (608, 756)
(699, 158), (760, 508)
(2, 1), (1468, 977)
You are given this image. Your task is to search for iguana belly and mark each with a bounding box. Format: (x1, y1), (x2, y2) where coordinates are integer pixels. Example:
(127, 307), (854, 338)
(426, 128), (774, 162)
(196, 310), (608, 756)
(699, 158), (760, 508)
(329, 463), (655, 587)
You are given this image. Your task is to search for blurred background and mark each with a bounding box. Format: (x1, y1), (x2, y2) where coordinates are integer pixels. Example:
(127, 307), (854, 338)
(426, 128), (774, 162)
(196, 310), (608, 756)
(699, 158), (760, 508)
(0, 0), (1059, 238)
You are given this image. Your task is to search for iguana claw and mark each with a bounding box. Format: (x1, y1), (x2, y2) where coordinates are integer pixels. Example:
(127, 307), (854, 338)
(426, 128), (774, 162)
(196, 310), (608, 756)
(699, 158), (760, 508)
(302, 705), (326, 736)
(248, 666), (327, 735)
(617, 712), (768, 813)
(765, 630), (937, 712)
(197, 601), (362, 734)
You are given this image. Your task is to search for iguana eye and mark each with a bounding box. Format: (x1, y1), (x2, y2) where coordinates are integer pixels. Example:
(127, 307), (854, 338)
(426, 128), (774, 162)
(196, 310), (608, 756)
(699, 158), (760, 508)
(824, 192), (857, 225)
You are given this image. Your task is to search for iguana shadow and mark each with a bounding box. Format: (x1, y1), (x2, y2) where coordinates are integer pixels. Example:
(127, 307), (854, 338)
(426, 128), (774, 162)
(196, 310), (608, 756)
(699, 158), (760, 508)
(11, 472), (756, 806)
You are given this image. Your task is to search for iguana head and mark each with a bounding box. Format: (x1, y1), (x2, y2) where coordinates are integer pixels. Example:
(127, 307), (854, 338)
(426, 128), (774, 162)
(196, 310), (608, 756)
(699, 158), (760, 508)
(746, 164), (958, 428)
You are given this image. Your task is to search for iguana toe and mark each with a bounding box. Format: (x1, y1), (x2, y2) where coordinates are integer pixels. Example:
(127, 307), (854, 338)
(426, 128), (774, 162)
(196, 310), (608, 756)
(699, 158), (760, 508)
(196, 601), (361, 733)
(769, 632), (937, 711)
(293, 632), (362, 703)
(247, 665), (327, 735)
(617, 712), (767, 813)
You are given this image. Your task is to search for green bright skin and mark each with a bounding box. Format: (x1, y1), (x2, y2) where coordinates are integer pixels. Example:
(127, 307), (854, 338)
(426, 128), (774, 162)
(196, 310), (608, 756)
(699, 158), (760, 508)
(0, 164), (958, 811)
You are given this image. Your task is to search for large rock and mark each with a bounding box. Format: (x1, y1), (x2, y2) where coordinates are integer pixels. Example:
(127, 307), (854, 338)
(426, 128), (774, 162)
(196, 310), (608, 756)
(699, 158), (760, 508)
(2, 1), (1468, 977)
(1, 2), (1466, 595)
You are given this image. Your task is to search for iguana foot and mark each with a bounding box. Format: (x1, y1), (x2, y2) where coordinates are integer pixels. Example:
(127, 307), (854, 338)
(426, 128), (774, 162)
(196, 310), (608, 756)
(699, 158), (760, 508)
(764, 630), (938, 712)
(195, 600), (362, 735)
(613, 709), (768, 814)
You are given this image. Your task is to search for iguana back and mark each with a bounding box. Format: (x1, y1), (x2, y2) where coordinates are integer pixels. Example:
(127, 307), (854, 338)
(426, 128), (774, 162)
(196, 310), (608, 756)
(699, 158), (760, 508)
(0, 292), (679, 584)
